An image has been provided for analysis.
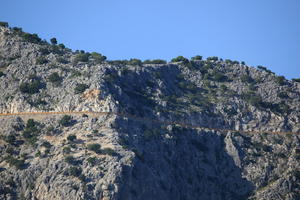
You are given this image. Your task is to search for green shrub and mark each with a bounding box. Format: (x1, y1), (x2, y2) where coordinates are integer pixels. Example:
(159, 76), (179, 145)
(241, 75), (254, 83)
(278, 92), (288, 99)
(223, 107), (238, 116)
(50, 37), (57, 45)
(248, 83), (256, 91)
(0, 72), (5, 77)
(48, 72), (62, 85)
(275, 76), (285, 85)
(65, 155), (77, 165)
(107, 60), (128, 66)
(27, 97), (47, 108)
(241, 61), (246, 65)
(87, 143), (101, 153)
(241, 92), (263, 107)
(101, 148), (117, 156)
(206, 56), (219, 62)
(70, 70), (82, 78)
(36, 56), (48, 65)
(56, 57), (68, 64)
(23, 119), (39, 134)
(191, 55), (202, 61)
(90, 52), (106, 63)
(292, 78), (300, 83)
(63, 146), (71, 154)
(12, 27), (23, 33)
(5, 135), (16, 145)
(0, 21), (9, 27)
(41, 141), (52, 148)
(143, 59), (167, 64)
(40, 47), (50, 55)
(20, 79), (44, 94)
(67, 134), (76, 142)
(22, 119), (40, 146)
(50, 45), (63, 55)
(74, 53), (90, 63)
(86, 157), (97, 165)
(35, 150), (41, 157)
(68, 167), (82, 177)
(220, 84), (227, 92)
(225, 59), (233, 64)
(171, 56), (189, 63)
(5, 156), (25, 170)
(59, 115), (73, 127)
(6, 147), (14, 154)
(128, 58), (142, 66)
(275, 102), (290, 114)
(248, 96), (263, 107)
(211, 71), (228, 82)
(257, 65), (274, 74)
(21, 33), (42, 44)
(74, 83), (89, 94)
(58, 43), (65, 49)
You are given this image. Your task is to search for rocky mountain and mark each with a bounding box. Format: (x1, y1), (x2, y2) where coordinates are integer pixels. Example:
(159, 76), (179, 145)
(0, 23), (299, 200)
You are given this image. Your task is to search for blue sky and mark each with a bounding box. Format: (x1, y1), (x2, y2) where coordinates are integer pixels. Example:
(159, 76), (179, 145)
(1, 0), (300, 79)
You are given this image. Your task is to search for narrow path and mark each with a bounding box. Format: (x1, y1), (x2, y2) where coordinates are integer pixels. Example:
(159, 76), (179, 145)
(0, 111), (298, 135)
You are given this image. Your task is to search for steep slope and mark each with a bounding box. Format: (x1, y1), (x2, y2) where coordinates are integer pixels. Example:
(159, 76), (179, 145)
(0, 24), (299, 200)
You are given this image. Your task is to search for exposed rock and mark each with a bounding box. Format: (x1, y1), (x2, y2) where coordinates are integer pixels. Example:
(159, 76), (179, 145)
(0, 25), (299, 200)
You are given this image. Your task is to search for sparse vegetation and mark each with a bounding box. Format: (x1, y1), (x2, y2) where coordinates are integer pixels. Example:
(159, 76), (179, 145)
(63, 146), (71, 154)
(278, 92), (288, 99)
(50, 37), (57, 45)
(5, 156), (25, 170)
(211, 71), (228, 82)
(68, 166), (82, 177)
(36, 56), (48, 65)
(87, 157), (97, 165)
(90, 52), (106, 63)
(59, 115), (74, 127)
(191, 55), (202, 61)
(0, 21), (9, 27)
(257, 65), (274, 74)
(22, 119), (41, 145)
(41, 141), (52, 149)
(241, 75), (254, 83)
(0, 71), (5, 77)
(74, 83), (89, 94)
(67, 134), (77, 142)
(143, 59), (167, 64)
(206, 56), (219, 62)
(101, 148), (117, 156)
(20, 79), (45, 94)
(171, 56), (189, 63)
(65, 155), (77, 165)
(292, 78), (300, 83)
(48, 72), (62, 85)
(128, 58), (142, 66)
(56, 56), (68, 64)
(19, 32), (42, 44)
(74, 53), (90, 63)
(87, 143), (101, 153)
(5, 135), (16, 145)
(275, 76), (286, 86)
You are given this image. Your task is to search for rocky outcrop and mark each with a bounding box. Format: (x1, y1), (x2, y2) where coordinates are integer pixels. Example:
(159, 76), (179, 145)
(0, 25), (299, 200)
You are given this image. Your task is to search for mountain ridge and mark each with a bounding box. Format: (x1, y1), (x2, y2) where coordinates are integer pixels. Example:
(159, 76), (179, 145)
(0, 23), (299, 200)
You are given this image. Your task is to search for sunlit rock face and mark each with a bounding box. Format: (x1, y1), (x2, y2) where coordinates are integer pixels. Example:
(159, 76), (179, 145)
(0, 25), (299, 200)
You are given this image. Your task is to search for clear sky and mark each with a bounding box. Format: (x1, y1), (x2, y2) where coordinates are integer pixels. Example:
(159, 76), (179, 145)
(1, 0), (300, 79)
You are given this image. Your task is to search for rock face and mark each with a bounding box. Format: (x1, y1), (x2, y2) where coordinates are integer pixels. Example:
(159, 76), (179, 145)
(0, 25), (299, 200)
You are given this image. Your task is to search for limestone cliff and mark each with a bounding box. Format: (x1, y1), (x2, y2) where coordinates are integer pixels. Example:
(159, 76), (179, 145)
(0, 24), (299, 200)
